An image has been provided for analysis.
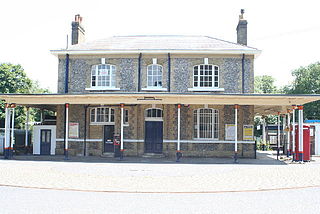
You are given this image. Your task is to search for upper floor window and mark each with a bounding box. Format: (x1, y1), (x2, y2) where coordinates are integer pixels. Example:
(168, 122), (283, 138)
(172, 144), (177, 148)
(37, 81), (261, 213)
(193, 108), (219, 139)
(90, 107), (115, 124)
(147, 64), (163, 88)
(193, 65), (219, 88)
(91, 64), (116, 88)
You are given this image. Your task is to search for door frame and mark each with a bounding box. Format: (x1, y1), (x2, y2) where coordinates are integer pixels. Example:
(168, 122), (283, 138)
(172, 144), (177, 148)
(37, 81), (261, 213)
(144, 108), (164, 153)
(40, 129), (51, 155)
(103, 125), (115, 153)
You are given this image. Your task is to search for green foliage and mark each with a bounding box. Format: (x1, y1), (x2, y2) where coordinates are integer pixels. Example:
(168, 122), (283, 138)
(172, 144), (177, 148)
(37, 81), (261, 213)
(254, 75), (278, 94)
(0, 63), (50, 128)
(285, 62), (320, 119)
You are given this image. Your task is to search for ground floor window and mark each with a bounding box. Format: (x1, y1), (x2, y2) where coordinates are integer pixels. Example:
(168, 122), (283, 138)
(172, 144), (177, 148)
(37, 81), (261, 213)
(90, 107), (114, 124)
(193, 108), (219, 139)
(123, 109), (129, 125)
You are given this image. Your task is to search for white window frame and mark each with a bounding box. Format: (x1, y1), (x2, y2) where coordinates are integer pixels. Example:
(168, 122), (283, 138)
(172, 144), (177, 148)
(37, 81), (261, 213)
(90, 107), (115, 125)
(123, 109), (129, 126)
(89, 64), (119, 90)
(193, 108), (219, 140)
(146, 64), (163, 89)
(145, 108), (163, 121)
(191, 64), (220, 90)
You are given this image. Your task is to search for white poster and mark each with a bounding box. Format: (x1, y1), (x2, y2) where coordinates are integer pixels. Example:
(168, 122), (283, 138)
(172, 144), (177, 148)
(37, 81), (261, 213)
(69, 122), (79, 138)
(225, 124), (235, 140)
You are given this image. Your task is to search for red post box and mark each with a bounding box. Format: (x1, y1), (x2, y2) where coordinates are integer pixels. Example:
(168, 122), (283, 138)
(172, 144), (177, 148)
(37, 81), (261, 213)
(295, 125), (311, 161)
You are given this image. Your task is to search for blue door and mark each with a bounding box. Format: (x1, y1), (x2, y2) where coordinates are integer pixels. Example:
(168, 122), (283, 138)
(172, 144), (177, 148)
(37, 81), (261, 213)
(40, 129), (51, 155)
(145, 121), (163, 153)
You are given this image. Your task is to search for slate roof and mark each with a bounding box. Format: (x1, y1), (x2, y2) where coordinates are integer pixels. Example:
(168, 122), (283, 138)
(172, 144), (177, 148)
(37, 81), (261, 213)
(51, 35), (260, 55)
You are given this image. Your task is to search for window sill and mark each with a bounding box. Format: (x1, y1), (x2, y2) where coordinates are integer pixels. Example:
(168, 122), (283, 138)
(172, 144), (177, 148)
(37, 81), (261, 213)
(141, 88), (167, 91)
(85, 87), (121, 91)
(188, 88), (225, 92)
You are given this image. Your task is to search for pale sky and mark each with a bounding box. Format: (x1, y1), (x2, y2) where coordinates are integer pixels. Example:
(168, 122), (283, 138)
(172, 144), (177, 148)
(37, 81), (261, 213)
(1, 0), (320, 92)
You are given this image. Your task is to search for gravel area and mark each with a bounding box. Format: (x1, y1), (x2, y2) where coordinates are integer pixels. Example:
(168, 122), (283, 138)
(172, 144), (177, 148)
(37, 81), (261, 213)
(1, 151), (320, 193)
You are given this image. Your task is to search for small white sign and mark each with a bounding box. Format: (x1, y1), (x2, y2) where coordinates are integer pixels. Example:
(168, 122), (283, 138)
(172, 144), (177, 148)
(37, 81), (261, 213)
(225, 124), (235, 140)
(69, 123), (79, 138)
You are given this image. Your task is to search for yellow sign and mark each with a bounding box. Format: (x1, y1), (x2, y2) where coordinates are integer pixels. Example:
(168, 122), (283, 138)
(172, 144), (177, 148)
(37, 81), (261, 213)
(243, 125), (254, 141)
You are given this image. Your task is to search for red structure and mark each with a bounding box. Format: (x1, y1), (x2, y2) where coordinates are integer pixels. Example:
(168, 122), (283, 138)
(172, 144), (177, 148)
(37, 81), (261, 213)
(294, 125), (311, 161)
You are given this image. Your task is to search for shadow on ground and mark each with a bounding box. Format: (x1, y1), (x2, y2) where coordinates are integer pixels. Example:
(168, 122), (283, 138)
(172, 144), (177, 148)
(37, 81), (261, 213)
(1, 151), (286, 165)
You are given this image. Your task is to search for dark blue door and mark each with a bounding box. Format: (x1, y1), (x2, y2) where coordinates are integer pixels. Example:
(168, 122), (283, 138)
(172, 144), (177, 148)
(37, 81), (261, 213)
(145, 121), (163, 153)
(104, 125), (115, 153)
(40, 129), (51, 155)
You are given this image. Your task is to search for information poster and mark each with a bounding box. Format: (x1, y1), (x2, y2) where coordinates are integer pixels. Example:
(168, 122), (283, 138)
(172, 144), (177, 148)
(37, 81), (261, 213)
(243, 125), (254, 141)
(69, 122), (79, 138)
(225, 124), (235, 140)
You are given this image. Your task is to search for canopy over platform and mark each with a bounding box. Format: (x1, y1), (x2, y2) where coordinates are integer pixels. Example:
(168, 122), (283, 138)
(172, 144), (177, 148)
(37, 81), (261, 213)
(1, 93), (320, 115)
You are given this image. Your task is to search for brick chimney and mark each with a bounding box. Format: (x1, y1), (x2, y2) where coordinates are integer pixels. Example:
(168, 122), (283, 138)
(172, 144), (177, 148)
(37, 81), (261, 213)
(236, 9), (247, 46)
(71, 14), (85, 45)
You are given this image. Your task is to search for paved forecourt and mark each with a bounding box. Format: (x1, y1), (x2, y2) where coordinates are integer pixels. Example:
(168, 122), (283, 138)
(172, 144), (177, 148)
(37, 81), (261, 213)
(1, 152), (320, 193)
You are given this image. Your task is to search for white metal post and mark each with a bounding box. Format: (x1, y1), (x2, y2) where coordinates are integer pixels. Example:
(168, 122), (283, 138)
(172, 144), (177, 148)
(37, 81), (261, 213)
(120, 104), (124, 150)
(4, 105), (11, 159)
(262, 117), (266, 148)
(25, 107), (29, 147)
(298, 105), (304, 161)
(65, 103), (69, 159)
(277, 112), (280, 160)
(10, 107), (15, 158)
(234, 104), (239, 163)
(177, 104), (181, 151)
(176, 104), (182, 162)
(292, 106), (296, 158)
(287, 110), (290, 157)
(283, 115), (286, 153)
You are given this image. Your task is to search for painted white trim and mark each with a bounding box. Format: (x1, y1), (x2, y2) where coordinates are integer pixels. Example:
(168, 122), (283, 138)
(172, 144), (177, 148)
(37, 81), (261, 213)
(145, 118), (163, 122)
(152, 58), (157, 64)
(141, 88), (167, 91)
(55, 138), (254, 144)
(101, 58), (106, 64)
(204, 58), (208, 64)
(188, 88), (225, 92)
(85, 87), (121, 91)
(56, 138), (103, 142)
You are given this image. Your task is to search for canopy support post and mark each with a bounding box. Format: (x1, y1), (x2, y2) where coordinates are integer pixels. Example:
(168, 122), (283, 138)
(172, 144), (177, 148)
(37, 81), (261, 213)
(234, 104), (239, 163)
(176, 104), (182, 162)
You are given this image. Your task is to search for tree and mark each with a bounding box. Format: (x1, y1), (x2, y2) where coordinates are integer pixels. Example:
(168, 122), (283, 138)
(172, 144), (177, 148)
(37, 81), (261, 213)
(0, 63), (50, 128)
(254, 75), (278, 94)
(284, 62), (320, 119)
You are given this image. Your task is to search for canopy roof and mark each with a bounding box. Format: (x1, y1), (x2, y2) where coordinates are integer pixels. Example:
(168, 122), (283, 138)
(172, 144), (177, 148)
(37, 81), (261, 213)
(1, 93), (319, 115)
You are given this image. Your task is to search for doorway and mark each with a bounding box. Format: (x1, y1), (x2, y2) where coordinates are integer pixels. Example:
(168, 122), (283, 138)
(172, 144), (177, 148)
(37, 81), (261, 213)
(104, 125), (115, 153)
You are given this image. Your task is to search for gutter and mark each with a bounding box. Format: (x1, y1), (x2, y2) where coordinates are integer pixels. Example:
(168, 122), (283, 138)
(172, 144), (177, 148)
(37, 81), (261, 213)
(51, 49), (262, 57)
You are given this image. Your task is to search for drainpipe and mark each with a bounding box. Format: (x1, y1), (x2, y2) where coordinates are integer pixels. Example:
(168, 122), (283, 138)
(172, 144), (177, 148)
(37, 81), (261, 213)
(168, 53), (171, 92)
(65, 54), (69, 93)
(241, 54), (245, 93)
(137, 53), (142, 92)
